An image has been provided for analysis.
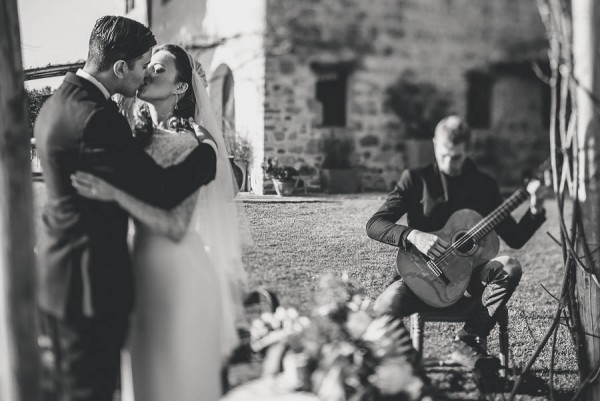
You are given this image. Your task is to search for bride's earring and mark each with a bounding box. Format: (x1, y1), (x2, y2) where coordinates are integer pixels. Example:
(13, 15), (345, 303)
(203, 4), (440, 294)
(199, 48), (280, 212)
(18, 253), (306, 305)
(174, 93), (179, 111)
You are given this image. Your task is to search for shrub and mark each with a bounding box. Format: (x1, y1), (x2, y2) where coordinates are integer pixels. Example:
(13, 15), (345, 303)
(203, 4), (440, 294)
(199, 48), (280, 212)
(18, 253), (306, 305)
(385, 70), (451, 139)
(321, 137), (354, 169)
(26, 86), (53, 130)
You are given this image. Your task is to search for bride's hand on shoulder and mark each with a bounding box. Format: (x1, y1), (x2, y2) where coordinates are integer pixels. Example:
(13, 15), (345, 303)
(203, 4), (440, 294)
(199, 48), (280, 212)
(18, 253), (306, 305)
(71, 171), (117, 201)
(188, 118), (216, 147)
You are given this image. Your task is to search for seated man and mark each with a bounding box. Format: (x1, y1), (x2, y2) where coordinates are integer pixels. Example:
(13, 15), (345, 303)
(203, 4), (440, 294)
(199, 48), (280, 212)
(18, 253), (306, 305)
(366, 115), (546, 369)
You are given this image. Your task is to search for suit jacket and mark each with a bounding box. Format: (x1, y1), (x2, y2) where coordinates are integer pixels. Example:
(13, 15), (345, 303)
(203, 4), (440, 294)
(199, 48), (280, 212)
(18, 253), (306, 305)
(366, 159), (545, 251)
(34, 73), (217, 320)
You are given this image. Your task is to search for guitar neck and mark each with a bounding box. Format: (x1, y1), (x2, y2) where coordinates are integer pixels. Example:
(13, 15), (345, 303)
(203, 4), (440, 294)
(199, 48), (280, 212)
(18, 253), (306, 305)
(465, 188), (529, 243)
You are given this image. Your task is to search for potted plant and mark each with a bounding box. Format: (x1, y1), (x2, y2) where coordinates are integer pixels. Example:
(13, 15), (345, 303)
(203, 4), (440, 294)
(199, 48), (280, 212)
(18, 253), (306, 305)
(229, 134), (253, 191)
(294, 163), (320, 193)
(320, 137), (360, 193)
(263, 158), (299, 196)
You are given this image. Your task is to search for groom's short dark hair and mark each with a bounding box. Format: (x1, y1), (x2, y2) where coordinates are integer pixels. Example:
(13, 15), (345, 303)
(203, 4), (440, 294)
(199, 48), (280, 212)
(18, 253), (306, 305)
(87, 16), (156, 71)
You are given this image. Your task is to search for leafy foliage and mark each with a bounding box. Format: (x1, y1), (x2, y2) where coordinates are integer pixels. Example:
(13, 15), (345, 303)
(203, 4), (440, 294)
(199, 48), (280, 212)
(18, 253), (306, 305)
(228, 134), (253, 161)
(263, 158), (299, 181)
(385, 71), (452, 139)
(248, 275), (429, 400)
(25, 86), (53, 130)
(321, 137), (354, 169)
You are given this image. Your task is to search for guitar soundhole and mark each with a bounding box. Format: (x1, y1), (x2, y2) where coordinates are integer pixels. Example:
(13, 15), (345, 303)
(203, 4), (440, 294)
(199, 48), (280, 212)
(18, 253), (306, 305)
(454, 233), (475, 254)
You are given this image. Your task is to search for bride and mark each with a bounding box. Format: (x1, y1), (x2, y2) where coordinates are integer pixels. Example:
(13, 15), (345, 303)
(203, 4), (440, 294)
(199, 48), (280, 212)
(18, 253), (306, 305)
(72, 44), (247, 400)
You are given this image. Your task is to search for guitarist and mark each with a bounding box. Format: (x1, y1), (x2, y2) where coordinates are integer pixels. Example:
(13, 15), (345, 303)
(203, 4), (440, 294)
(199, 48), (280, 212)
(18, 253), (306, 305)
(366, 115), (546, 369)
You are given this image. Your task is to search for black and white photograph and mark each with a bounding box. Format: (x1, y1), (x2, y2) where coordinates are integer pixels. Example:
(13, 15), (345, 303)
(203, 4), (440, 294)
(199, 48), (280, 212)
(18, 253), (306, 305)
(1, 0), (599, 400)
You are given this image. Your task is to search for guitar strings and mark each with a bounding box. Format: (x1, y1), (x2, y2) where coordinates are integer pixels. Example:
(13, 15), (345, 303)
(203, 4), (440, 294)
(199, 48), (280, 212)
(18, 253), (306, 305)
(432, 189), (528, 266)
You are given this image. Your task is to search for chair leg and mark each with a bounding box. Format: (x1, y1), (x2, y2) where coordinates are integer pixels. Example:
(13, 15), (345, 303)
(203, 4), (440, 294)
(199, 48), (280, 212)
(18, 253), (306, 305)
(410, 314), (424, 362)
(497, 306), (510, 377)
(478, 336), (488, 351)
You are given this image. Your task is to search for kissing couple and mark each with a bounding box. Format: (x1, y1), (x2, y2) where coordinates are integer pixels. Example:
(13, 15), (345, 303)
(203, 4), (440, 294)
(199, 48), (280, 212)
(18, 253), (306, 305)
(34, 15), (247, 401)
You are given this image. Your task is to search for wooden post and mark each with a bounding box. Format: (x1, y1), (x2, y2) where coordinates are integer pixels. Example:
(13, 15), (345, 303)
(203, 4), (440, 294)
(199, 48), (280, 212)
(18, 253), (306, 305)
(573, 0), (600, 399)
(0, 0), (41, 400)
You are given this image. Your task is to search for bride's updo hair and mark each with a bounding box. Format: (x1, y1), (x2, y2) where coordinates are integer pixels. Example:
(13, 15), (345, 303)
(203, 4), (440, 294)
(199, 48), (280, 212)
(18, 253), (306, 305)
(153, 44), (196, 120)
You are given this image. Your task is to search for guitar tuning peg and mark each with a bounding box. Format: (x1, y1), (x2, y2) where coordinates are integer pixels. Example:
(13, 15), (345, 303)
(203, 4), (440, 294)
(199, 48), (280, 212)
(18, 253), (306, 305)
(543, 169), (552, 187)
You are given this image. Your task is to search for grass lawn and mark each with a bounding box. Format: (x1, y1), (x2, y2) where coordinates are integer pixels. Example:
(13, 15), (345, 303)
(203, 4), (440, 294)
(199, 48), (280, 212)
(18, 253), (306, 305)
(33, 183), (578, 399)
(240, 193), (578, 400)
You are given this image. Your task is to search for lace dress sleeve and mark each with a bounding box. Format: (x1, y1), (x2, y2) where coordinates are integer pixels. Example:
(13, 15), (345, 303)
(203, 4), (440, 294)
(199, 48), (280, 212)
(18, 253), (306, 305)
(114, 187), (198, 242)
(112, 130), (202, 242)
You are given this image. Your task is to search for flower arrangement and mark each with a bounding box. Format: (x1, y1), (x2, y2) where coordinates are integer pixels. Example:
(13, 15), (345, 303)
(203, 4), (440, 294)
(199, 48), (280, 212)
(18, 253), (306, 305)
(263, 158), (299, 182)
(235, 275), (432, 401)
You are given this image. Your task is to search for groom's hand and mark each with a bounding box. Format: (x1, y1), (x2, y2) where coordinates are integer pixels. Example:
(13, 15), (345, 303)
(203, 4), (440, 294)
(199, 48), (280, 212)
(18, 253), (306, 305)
(189, 118), (217, 148)
(71, 172), (117, 201)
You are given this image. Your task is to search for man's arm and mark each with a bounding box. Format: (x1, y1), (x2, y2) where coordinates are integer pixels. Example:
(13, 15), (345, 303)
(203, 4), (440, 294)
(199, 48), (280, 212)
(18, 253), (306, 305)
(80, 107), (216, 209)
(365, 170), (414, 250)
(484, 181), (546, 249)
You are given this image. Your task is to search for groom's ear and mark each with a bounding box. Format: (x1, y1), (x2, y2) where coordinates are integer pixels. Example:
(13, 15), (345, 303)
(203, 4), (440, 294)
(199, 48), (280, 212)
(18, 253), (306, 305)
(175, 82), (189, 95)
(113, 60), (128, 79)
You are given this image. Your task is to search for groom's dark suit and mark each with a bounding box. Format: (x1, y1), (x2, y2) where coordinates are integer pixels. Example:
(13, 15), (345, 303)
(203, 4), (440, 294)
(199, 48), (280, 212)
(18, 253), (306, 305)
(34, 72), (217, 401)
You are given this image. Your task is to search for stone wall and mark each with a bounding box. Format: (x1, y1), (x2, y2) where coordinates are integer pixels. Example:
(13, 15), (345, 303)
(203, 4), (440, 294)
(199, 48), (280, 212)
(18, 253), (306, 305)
(264, 0), (549, 192)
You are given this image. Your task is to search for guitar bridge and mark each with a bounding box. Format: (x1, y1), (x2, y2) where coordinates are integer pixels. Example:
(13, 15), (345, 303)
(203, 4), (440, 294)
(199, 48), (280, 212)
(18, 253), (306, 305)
(438, 273), (450, 285)
(426, 260), (451, 285)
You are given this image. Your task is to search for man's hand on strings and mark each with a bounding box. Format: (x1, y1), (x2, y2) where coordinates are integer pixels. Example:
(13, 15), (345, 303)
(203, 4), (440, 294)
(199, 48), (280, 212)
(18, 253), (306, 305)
(406, 230), (449, 259)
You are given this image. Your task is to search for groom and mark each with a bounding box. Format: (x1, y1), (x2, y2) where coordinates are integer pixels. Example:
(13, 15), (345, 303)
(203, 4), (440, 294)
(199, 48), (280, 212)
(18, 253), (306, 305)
(34, 16), (217, 401)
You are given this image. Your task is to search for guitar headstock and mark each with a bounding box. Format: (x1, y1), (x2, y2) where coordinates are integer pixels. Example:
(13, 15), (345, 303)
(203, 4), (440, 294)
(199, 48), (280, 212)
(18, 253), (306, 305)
(521, 158), (553, 198)
(521, 158), (552, 188)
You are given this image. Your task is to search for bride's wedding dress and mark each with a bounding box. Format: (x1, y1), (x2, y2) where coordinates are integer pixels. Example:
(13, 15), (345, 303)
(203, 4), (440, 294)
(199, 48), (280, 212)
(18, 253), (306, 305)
(120, 129), (225, 401)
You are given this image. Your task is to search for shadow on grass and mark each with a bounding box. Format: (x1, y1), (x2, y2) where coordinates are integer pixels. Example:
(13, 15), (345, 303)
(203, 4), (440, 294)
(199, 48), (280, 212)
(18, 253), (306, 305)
(428, 368), (576, 400)
(503, 370), (576, 400)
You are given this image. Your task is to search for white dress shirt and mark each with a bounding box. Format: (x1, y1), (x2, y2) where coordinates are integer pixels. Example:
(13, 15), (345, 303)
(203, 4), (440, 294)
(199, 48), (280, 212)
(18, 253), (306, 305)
(76, 69), (111, 100)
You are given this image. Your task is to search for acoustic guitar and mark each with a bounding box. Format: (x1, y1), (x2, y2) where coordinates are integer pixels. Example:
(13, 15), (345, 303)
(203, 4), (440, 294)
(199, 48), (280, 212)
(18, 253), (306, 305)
(395, 171), (546, 308)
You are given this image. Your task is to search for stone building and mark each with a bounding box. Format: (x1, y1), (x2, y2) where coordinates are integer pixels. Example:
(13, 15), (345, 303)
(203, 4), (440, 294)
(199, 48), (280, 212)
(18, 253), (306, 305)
(118, 0), (549, 193)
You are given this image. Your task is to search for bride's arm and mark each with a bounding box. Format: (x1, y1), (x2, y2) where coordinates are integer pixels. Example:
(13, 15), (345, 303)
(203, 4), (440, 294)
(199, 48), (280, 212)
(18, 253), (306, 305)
(72, 172), (197, 242)
(114, 186), (198, 242)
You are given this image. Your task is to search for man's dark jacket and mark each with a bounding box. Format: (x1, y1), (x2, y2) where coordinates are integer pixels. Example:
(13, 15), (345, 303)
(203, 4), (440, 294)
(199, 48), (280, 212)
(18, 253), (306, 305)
(366, 159), (545, 251)
(34, 73), (216, 320)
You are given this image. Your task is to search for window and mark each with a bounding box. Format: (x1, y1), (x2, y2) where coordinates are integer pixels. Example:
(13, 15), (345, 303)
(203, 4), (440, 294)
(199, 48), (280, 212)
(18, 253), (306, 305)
(125, 0), (135, 13)
(312, 63), (350, 127)
(466, 71), (492, 129)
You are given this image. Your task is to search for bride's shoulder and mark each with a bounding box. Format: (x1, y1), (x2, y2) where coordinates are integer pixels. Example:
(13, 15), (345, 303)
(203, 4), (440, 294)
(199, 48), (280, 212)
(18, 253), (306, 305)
(153, 127), (198, 147)
(167, 117), (199, 143)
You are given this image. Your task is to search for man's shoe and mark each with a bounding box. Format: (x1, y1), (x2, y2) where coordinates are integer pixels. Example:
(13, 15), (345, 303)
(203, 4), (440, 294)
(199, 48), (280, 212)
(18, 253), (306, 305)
(450, 335), (500, 371)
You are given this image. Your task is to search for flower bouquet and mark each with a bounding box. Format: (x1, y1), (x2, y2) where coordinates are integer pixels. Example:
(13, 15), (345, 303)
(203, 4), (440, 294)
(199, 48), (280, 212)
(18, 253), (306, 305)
(222, 276), (434, 401)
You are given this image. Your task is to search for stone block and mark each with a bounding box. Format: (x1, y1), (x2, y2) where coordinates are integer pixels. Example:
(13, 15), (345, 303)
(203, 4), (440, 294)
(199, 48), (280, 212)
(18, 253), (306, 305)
(305, 139), (320, 154)
(280, 58), (295, 74)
